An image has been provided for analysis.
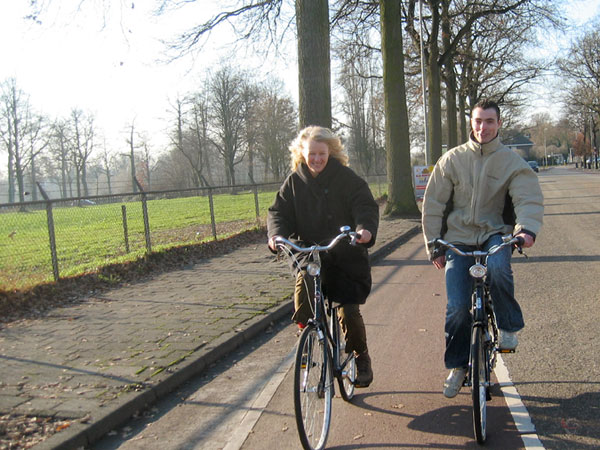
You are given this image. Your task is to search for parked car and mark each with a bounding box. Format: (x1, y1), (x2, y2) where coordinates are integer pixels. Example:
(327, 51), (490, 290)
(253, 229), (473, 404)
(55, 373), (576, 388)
(528, 160), (539, 172)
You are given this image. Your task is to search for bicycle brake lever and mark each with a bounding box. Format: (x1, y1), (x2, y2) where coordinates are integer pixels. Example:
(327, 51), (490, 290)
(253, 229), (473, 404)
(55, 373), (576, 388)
(515, 246), (528, 259)
(349, 232), (358, 246)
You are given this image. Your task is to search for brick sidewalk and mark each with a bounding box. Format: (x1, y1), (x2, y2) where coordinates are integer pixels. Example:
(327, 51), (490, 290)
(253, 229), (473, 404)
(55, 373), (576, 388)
(0, 216), (421, 449)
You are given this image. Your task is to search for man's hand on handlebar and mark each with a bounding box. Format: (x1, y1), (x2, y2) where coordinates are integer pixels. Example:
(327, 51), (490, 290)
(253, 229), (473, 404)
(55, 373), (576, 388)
(514, 232), (534, 248)
(432, 255), (446, 269)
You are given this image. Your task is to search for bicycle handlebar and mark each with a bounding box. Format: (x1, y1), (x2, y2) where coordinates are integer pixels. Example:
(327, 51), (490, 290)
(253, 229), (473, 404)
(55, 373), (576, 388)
(428, 235), (524, 258)
(274, 226), (358, 253)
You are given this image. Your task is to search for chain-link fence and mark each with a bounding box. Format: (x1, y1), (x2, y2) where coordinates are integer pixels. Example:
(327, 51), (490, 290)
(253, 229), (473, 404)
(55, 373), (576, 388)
(0, 175), (388, 291)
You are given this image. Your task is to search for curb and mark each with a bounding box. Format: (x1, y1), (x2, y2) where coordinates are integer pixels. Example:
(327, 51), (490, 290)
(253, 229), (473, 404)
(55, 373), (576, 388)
(41, 224), (421, 449)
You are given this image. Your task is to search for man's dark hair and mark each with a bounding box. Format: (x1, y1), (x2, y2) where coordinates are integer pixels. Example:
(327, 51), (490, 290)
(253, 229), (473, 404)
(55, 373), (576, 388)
(473, 99), (500, 121)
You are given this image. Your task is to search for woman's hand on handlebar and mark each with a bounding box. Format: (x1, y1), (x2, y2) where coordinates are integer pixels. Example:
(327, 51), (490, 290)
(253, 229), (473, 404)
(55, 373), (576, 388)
(355, 229), (372, 245)
(268, 235), (280, 252)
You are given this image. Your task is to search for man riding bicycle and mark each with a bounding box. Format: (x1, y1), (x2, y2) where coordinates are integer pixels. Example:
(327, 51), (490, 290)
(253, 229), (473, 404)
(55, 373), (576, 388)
(421, 99), (544, 398)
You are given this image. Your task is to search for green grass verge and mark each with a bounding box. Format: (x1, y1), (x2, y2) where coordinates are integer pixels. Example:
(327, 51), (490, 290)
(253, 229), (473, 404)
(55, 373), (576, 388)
(0, 190), (275, 290)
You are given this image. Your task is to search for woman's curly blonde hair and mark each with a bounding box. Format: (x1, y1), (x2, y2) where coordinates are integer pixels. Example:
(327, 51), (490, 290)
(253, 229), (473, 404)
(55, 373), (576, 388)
(289, 126), (349, 172)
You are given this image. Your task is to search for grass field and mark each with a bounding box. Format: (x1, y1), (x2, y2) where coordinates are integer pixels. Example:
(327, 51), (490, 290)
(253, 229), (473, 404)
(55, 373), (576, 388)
(0, 180), (387, 291)
(0, 190), (276, 290)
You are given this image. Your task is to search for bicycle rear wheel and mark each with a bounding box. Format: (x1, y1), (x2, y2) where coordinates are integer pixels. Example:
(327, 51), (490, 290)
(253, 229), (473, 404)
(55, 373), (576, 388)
(294, 325), (333, 450)
(471, 326), (488, 444)
(332, 309), (356, 401)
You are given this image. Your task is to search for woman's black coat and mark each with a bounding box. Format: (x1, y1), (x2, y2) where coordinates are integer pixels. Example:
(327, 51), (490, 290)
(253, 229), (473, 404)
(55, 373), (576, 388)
(267, 158), (379, 305)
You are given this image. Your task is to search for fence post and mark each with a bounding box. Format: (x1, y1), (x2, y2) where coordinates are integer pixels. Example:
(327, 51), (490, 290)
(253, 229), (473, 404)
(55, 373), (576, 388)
(135, 179), (152, 253)
(37, 182), (59, 281)
(208, 188), (217, 240)
(121, 205), (130, 253)
(253, 185), (261, 227)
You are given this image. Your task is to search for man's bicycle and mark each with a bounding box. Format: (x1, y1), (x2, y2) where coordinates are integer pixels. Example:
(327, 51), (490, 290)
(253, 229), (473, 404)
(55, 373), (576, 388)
(428, 235), (524, 444)
(274, 226), (358, 450)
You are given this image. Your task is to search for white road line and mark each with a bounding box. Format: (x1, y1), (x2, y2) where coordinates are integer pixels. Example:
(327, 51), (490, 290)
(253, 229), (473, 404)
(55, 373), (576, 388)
(223, 348), (295, 450)
(495, 355), (545, 449)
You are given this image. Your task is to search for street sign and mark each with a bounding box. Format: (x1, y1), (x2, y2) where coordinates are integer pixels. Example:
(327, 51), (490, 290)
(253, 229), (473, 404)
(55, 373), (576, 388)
(413, 165), (434, 200)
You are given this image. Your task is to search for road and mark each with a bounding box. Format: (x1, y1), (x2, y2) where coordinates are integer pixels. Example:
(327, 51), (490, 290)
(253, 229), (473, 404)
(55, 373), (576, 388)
(93, 166), (600, 449)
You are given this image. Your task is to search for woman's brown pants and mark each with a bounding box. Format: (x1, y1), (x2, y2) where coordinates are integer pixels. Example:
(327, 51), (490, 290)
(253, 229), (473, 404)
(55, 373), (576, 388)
(292, 270), (368, 355)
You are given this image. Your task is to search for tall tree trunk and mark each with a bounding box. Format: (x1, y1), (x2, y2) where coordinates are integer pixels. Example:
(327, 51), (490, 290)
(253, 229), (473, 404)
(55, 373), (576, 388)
(441, 1), (457, 150)
(380, 0), (419, 216)
(296, 0), (331, 129)
(426, 1), (443, 163)
(61, 146), (68, 199)
(15, 156), (25, 203)
(445, 72), (458, 150)
(248, 144), (255, 184)
(82, 163), (89, 196)
(129, 125), (138, 193)
(30, 155), (38, 201)
(458, 93), (468, 142)
(7, 141), (15, 203)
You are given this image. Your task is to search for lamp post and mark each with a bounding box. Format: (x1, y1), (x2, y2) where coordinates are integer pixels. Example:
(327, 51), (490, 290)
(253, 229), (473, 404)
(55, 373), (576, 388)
(543, 127), (547, 167)
(419, 0), (429, 165)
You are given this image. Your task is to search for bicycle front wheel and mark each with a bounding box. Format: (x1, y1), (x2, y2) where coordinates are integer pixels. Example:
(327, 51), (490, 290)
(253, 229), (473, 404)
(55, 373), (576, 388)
(294, 325), (333, 450)
(471, 326), (488, 444)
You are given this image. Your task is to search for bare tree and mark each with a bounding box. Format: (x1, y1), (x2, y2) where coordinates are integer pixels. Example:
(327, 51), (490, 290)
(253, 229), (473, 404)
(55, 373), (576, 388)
(94, 140), (118, 195)
(208, 66), (248, 186)
(558, 25), (600, 157)
(23, 111), (49, 202)
(69, 108), (95, 198)
(380, 0), (419, 215)
(336, 38), (384, 176)
(404, 0), (561, 162)
(158, 0), (334, 128)
(47, 119), (73, 198)
(240, 82), (261, 184)
(187, 92), (213, 187)
(255, 80), (297, 180)
(0, 78), (36, 203)
(124, 120), (145, 192)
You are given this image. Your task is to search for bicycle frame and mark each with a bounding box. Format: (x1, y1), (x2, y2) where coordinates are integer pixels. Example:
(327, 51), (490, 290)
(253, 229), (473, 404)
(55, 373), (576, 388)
(428, 235), (523, 444)
(276, 227), (359, 450)
(276, 227), (358, 383)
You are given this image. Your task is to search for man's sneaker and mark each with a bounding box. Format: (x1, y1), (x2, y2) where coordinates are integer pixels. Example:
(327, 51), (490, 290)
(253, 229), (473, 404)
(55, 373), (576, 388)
(443, 367), (467, 398)
(355, 351), (373, 388)
(499, 330), (518, 350)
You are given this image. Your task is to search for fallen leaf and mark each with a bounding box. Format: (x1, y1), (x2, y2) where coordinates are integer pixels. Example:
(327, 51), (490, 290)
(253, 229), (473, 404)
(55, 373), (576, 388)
(56, 422), (70, 431)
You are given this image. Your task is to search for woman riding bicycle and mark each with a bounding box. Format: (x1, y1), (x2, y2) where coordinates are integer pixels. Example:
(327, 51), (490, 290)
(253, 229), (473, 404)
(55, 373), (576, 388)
(267, 126), (379, 388)
(422, 100), (544, 398)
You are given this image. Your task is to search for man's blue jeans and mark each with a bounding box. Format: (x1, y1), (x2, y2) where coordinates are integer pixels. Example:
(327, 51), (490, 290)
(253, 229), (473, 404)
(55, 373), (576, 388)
(443, 234), (524, 369)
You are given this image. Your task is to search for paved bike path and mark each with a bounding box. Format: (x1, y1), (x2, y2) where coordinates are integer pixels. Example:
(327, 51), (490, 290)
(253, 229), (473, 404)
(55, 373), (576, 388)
(241, 232), (532, 449)
(0, 216), (420, 449)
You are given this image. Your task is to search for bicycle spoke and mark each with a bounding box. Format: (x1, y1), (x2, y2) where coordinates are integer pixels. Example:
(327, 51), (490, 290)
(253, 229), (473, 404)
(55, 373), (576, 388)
(471, 327), (487, 444)
(294, 326), (332, 450)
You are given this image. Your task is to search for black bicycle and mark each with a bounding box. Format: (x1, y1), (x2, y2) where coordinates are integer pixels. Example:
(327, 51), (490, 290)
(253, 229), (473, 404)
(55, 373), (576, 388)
(428, 235), (524, 444)
(274, 226), (358, 450)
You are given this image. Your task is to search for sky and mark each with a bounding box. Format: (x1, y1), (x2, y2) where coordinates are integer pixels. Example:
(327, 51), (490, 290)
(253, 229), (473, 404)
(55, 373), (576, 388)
(0, 0), (599, 158)
(0, 1), (297, 153)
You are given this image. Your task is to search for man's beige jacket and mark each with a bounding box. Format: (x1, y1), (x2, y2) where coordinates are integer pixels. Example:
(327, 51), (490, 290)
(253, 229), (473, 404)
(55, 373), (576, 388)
(422, 135), (544, 258)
